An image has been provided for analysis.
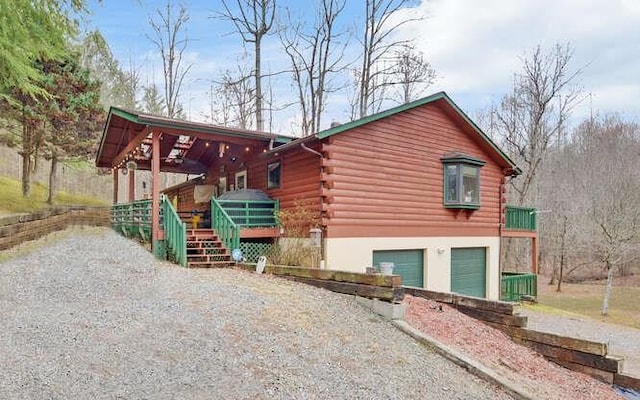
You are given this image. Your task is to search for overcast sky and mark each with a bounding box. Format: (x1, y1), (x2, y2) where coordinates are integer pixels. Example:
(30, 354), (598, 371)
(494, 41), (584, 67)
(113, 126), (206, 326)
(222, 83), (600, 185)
(88, 0), (640, 134)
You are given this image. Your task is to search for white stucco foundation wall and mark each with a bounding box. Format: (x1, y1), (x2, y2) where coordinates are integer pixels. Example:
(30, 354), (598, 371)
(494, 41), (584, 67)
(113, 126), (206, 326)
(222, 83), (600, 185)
(323, 236), (501, 300)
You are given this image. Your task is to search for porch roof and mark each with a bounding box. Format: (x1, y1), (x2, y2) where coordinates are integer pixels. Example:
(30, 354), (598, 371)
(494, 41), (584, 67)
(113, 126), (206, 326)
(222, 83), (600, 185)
(95, 107), (292, 175)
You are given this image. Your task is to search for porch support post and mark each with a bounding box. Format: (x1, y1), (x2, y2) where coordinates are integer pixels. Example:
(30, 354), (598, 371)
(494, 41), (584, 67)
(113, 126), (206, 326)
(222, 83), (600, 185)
(151, 131), (161, 250)
(112, 168), (119, 204)
(531, 235), (538, 274)
(128, 168), (135, 202)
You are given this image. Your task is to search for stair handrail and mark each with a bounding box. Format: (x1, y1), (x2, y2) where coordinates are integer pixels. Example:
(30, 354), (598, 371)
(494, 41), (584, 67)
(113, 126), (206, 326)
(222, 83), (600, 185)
(211, 197), (240, 252)
(161, 195), (187, 267)
(214, 199), (279, 226)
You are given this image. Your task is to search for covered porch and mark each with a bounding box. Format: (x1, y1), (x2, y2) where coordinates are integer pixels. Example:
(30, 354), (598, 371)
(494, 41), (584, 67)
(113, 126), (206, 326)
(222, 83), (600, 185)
(96, 107), (289, 267)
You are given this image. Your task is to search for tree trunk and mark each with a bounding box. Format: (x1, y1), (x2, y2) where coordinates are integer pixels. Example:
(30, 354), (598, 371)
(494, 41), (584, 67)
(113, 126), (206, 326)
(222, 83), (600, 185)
(556, 253), (564, 292)
(556, 215), (567, 292)
(21, 151), (31, 197)
(47, 155), (58, 205)
(21, 122), (32, 197)
(255, 36), (263, 131)
(601, 260), (614, 316)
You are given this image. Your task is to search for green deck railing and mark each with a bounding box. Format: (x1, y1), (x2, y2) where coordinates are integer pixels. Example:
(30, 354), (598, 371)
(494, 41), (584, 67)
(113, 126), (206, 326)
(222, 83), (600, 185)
(505, 205), (537, 231)
(162, 195), (187, 267)
(501, 272), (537, 302)
(216, 199), (279, 227)
(212, 198), (240, 252)
(111, 199), (152, 241)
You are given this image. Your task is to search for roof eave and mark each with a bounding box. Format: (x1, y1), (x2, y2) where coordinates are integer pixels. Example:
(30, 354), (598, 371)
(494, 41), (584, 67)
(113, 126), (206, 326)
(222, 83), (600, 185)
(314, 91), (519, 175)
(262, 135), (318, 157)
(439, 96), (520, 174)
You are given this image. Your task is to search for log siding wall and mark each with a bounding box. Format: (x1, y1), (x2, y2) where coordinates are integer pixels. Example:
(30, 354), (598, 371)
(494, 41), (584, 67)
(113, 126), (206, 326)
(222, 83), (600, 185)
(249, 143), (322, 215)
(322, 103), (505, 239)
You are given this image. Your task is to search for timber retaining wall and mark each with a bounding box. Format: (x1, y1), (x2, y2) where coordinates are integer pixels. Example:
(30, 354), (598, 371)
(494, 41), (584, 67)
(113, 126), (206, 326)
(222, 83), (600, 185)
(0, 207), (111, 251)
(404, 287), (639, 391)
(238, 263), (404, 303)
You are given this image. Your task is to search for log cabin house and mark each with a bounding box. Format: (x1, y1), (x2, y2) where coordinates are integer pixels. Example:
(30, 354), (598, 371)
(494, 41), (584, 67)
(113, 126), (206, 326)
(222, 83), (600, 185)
(96, 91), (538, 301)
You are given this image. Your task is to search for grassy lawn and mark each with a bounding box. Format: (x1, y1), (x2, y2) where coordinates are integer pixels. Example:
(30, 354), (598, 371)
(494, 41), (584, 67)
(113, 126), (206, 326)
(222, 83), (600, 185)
(533, 278), (640, 330)
(0, 175), (107, 214)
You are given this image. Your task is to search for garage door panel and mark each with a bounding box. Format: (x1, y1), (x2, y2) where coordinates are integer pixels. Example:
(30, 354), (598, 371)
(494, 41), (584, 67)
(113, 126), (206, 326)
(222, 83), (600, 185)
(373, 250), (423, 287)
(451, 247), (486, 298)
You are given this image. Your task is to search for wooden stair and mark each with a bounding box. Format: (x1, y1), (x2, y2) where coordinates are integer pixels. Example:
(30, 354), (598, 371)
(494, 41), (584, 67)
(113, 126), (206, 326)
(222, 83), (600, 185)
(186, 229), (234, 268)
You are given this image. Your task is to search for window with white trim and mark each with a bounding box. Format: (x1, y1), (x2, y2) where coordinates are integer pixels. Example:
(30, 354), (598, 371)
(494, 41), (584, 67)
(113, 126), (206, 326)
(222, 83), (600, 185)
(235, 170), (247, 190)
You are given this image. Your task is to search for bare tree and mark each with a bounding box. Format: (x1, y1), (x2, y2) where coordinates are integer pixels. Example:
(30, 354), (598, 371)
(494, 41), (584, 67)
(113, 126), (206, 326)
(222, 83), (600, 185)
(217, 0), (276, 131)
(356, 0), (420, 118)
(280, 0), (348, 135)
(571, 116), (640, 315)
(148, 1), (192, 118)
(208, 64), (256, 129)
(496, 44), (583, 273)
(495, 43), (582, 205)
(536, 142), (583, 288)
(388, 44), (436, 104)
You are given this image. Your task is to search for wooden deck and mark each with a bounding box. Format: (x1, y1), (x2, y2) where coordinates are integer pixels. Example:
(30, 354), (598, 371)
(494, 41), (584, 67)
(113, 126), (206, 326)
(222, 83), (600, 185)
(240, 227), (279, 238)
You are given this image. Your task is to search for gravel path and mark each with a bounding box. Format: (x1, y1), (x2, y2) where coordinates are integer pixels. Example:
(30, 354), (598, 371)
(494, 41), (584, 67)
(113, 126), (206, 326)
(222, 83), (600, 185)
(521, 308), (640, 378)
(0, 228), (512, 400)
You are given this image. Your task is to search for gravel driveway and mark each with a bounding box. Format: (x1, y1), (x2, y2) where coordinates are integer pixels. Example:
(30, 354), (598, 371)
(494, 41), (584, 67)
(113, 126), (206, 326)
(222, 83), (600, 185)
(0, 228), (512, 399)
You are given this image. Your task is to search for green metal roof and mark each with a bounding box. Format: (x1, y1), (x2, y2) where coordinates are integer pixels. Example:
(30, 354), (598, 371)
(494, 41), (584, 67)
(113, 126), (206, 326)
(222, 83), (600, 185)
(96, 106), (294, 171)
(109, 107), (289, 141)
(317, 91), (521, 175)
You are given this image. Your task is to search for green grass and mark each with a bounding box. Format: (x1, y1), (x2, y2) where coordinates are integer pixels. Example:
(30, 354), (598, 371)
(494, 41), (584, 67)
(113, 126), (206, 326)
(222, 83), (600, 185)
(63, 158), (96, 171)
(0, 175), (107, 214)
(533, 282), (640, 330)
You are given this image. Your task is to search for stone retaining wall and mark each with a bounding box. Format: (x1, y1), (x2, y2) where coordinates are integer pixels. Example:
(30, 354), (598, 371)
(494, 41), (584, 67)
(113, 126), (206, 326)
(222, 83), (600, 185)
(0, 207), (111, 251)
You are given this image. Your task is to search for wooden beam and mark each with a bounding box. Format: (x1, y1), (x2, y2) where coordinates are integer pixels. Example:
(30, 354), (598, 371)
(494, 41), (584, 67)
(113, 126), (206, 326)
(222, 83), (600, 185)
(239, 227), (279, 238)
(491, 325), (607, 355)
(403, 287), (518, 316)
(457, 306), (527, 327)
(532, 235), (539, 274)
(514, 339), (622, 373)
(404, 287), (454, 303)
(554, 360), (614, 384)
(282, 275), (404, 303)
(267, 264), (401, 287)
(453, 294), (517, 316)
(155, 126), (270, 146)
(128, 168), (135, 202)
(151, 132), (161, 248)
(112, 127), (151, 168)
(614, 374), (640, 392)
(500, 230), (538, 238)
(112, 168), (118, 204)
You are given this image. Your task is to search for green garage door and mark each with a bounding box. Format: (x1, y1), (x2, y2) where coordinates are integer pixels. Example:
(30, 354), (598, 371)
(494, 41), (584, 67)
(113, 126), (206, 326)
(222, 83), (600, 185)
(373, 250), (423, 287)
(451, 247), (486, 298)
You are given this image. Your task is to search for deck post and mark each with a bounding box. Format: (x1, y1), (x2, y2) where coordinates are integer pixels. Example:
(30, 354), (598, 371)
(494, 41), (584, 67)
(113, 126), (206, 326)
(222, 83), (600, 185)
(151, 131), (161, 254)
(531, 235), (538, 274)
(112, 168), (119, 204)
(128, 167), (135, 202)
